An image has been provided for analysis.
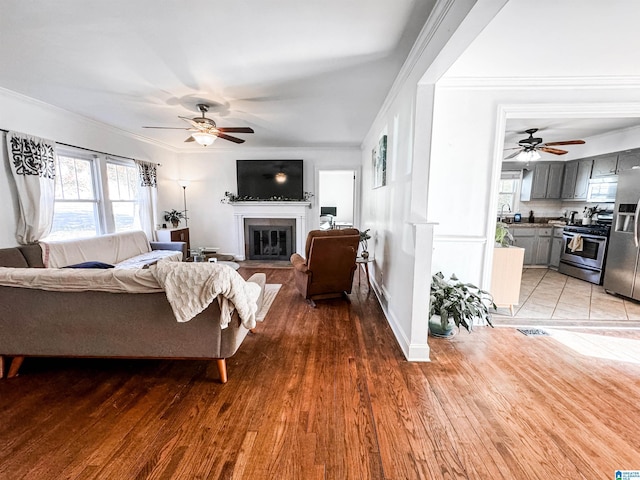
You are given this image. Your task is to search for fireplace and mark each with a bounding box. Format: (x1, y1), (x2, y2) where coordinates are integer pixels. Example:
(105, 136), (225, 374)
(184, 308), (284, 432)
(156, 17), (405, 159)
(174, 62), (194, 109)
(245, 219), (295, 260)
(231, 201), (311, 261)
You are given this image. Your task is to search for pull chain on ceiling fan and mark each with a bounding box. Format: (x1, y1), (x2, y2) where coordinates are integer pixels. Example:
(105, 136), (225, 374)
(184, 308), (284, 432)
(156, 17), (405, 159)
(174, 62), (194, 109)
(504, 128), (585, 161)
(143, 104), (254, 146)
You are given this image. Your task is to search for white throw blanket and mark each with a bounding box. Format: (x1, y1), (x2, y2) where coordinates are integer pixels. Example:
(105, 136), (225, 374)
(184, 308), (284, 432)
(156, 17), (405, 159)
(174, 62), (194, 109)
(151, 261), (261, 329)
(0, 261), (260, 328)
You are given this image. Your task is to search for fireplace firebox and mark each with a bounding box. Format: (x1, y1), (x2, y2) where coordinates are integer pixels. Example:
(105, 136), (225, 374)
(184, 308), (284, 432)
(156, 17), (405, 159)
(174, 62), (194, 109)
(248, 226), (293, 260)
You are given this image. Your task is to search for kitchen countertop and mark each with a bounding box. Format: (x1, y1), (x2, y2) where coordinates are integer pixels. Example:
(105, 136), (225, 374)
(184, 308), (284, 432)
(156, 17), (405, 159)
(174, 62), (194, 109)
(507, 221), (567, 228)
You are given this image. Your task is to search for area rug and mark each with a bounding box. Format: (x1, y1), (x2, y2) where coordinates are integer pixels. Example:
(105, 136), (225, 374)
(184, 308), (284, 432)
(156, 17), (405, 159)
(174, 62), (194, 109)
(256, 284), (281, 322)
(517, 328), (550, 337)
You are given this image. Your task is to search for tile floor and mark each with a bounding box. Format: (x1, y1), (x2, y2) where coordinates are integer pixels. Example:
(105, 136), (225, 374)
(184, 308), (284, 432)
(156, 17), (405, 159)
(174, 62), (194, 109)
(492, 268), (640, 328)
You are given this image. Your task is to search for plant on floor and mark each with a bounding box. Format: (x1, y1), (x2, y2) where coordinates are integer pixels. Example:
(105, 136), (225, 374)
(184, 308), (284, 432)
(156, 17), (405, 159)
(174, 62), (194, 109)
(429, 272), (495, 336)
(163, 209), (184, 228)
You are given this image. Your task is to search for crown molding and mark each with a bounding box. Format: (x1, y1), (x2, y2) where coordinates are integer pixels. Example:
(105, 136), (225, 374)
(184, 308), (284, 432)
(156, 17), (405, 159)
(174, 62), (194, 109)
(0, 86), (180, 153)
(437, 75), (640, 90)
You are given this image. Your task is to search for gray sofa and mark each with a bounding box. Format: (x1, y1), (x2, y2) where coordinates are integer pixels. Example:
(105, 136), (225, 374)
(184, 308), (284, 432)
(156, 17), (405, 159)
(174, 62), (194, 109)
(0, 240), (265, 383)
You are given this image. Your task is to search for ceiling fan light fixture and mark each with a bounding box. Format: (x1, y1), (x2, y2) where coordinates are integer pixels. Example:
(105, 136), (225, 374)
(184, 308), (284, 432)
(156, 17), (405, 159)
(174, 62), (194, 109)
(517, 150), (541, 162)
(191, 132), (217, 147)
(275, 172), (287, 183)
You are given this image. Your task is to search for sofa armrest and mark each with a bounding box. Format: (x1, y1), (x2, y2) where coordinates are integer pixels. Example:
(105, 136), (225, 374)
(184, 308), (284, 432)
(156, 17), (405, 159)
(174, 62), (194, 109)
(290, 253), (309, 274)
(150, 241), (187, 261)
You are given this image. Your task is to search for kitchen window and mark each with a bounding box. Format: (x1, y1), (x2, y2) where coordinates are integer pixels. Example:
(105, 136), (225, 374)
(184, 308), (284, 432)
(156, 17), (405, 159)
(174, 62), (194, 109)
(497, 170), (521, 216)
(44, 148), (140, 241)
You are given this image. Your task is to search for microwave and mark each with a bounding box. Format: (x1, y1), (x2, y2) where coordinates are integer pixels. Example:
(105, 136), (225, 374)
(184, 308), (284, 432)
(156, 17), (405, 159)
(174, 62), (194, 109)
(587, 176), (618, 203)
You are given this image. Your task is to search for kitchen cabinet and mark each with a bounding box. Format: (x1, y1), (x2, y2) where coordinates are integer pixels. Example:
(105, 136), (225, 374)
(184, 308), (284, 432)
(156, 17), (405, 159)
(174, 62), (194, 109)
(156, 227), (190, 255)
(591, 154), (618, 177)
(561, 158), (592, 200)
(535, 227), (552, 265)
(573, 159), (592, 199)
(617, 150), (640, 172)
(511, 228), (536, 265)
(511, 226), (554, 266)
(521, 162), (565, 200)
(491, 246), (525, 316)
(548, 227), (564, 269)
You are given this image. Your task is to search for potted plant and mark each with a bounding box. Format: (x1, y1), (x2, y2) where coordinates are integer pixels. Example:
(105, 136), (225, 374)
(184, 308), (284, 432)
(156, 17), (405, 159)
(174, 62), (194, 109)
(495, 222), (513, 247)
(429, 272), (495, 337)
(359, 228), (371, 259)
(164, 209), (184, 228)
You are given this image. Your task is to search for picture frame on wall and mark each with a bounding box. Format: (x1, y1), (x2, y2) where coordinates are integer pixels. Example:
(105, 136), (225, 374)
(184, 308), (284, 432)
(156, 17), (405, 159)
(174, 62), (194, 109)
(372, 134), (387, 188)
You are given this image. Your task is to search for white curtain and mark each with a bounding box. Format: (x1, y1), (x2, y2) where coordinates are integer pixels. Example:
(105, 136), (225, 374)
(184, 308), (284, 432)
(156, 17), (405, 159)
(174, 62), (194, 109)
(6, 131), (57, 244)
(136, 160), (158, 240)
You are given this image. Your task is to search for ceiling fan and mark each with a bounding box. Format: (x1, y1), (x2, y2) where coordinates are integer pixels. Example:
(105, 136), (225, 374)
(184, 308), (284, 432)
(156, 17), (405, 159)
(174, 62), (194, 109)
(504, 128), (585, 161)
(143, 104), (254, 146)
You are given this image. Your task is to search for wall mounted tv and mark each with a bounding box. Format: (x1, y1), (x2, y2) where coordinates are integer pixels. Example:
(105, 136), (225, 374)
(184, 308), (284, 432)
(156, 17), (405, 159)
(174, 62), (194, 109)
(236, 160), (304, 200)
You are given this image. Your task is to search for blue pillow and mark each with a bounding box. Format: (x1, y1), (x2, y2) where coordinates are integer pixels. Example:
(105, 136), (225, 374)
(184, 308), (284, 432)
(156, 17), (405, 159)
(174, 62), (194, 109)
(63, 261), (115, 269)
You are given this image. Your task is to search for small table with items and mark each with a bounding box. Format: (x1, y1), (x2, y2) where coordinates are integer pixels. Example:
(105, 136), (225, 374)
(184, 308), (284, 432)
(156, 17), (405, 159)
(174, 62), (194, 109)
(356, 256), (373, 288)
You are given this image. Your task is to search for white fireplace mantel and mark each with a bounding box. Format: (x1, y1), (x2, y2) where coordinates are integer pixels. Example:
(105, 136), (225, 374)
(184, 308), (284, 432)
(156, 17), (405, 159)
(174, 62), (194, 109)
(231, 201), (311, 260)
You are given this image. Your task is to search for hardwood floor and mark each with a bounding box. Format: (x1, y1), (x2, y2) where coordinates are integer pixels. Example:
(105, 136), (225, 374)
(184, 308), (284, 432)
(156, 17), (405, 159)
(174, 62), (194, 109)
(1, 267), (640, 479)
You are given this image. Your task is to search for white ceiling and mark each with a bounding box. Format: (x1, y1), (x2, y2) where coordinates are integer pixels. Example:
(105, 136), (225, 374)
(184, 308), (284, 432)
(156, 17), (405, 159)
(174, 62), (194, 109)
(443, 0), (640, 156)
(0, 0), (435, 149)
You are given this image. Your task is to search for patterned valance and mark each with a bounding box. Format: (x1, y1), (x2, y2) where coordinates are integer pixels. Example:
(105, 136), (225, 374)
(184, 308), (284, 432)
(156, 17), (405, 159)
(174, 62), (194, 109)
(8, 132), (56, 180)
(136, 160), (157, 188)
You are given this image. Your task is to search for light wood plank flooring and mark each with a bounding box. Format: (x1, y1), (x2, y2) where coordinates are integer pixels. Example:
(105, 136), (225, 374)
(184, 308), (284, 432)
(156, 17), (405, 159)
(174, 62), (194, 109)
(493, 268), (640, 328)
(1, 267), (639, 479)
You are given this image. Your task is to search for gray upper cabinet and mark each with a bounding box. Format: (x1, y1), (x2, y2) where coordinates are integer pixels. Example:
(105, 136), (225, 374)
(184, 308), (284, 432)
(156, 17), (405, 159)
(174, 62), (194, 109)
(574, 159), (593, 199)
(546, 162), (564, 199)
(617, 150), (640, 172)
(561, 161), (578, 199)
(521, 162), (564, 200)
(560, 158), (592, 200)
(591, 154), (618, 177)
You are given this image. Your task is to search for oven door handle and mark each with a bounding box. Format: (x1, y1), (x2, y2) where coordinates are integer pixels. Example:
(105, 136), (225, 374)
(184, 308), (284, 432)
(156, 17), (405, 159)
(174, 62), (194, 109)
(635, 199), (640, 248)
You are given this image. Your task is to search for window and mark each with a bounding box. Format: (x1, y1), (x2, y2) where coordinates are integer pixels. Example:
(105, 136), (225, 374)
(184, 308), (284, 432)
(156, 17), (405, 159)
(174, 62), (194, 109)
(45, 149), (140, 241)
(497, 170), (521, 216)
(105, 161), (141, 233)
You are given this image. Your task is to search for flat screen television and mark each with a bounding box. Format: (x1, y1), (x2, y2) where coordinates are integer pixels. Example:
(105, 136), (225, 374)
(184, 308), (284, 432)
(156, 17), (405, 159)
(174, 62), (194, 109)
(236, 160), (304, 200)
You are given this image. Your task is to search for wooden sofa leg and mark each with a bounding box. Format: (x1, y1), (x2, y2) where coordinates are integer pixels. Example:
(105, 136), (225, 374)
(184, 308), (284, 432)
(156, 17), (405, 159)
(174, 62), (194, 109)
(7, 356), (24, 378)
(216, 359), (228, 384)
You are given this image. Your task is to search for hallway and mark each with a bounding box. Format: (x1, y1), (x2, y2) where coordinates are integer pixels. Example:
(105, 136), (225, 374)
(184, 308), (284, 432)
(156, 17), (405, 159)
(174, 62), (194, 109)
(492, 268), (640, 328)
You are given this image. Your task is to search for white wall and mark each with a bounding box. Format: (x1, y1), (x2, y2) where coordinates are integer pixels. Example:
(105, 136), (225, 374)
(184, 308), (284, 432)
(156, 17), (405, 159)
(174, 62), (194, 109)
(158, 147), (361, 257)
(0, 88), (177, 248)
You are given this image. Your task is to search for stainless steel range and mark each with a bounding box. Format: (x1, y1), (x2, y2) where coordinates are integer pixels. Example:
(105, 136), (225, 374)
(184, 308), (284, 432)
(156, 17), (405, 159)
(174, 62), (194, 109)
(558, 218), (611, 285)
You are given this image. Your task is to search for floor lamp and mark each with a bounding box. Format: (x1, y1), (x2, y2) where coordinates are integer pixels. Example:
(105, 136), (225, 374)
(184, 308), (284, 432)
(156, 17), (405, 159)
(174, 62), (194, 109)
(177, 180), (190, 227)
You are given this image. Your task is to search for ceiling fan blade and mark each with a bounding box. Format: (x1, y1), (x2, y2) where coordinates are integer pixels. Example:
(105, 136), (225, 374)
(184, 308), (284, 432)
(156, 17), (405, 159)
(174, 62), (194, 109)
(142, 126), (190, 130)
(217, 127), (255, 134)
(184, 136), (195, 143)
(542, 140), (586, 146)
(216, 133), (245, 144)
(504, 150), (522, 160)
(178, 116), (205, 130)
(539, 147), (568, 155)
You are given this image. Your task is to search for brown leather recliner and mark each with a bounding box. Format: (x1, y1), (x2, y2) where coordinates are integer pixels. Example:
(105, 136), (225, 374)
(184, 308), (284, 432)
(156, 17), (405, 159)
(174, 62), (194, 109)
(290, 228), (360, 306)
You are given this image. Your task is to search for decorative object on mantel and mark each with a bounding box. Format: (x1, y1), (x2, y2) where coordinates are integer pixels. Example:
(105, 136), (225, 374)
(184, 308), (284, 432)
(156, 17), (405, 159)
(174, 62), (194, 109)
(163, 209), (184, 228)
(359, 228), (371, 259)
(429, 272), (495, 337)
(220, 191), (314, 204)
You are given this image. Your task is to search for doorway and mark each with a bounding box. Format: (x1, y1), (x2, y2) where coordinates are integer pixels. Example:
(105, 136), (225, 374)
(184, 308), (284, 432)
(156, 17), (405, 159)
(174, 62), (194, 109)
(317, 170), (356, 229)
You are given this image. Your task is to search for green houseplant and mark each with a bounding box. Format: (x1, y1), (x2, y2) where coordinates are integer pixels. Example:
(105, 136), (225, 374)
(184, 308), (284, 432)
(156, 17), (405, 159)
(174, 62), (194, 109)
(359, 228), (371, 259)
(429, 272), (495, 337)
(163, 209), (184, 228)
(495, 222), (513, 247)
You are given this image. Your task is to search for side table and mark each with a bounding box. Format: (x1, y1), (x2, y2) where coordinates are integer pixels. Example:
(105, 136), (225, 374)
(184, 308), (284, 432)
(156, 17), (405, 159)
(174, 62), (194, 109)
(356, 256), (373, 288)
